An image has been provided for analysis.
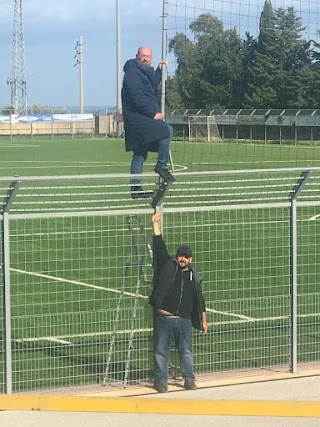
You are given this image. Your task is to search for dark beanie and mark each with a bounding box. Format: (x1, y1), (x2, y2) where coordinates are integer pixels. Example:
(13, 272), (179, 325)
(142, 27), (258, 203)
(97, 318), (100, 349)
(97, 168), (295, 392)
(176, 245), (192, 258)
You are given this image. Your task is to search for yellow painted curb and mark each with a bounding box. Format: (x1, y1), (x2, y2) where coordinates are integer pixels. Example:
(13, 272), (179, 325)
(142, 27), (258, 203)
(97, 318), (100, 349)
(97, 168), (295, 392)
(0, 395), (320, 418)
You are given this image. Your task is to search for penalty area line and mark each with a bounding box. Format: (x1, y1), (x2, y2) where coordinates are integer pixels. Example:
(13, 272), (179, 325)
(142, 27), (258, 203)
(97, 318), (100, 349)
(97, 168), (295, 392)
(309, 213), (320, 220)
(11, 267), (256, 322)
(10, 267), (149, 300)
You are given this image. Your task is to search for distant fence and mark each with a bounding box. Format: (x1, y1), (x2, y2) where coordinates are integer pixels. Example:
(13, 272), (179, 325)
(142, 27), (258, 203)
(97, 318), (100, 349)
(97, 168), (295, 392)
(1, 168), (320, 394)
(0, 113), (116, 138)
(167, 108), (320, 142)
(2, 109), (320, 142)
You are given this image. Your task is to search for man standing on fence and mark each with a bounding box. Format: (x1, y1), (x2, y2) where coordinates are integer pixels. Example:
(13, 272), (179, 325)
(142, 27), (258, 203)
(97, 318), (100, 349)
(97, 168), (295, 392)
(121, 46), (175, 200)
(149, 210), (208, 393)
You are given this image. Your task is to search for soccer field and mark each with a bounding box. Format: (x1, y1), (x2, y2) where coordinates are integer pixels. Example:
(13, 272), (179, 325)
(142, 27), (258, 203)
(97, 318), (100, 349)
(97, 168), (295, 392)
(1, 137), (320, 392)
(1, 136), (320, 176)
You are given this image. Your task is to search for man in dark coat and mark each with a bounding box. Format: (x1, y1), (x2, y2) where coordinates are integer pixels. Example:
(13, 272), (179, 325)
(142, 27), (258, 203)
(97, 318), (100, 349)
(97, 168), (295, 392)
(149, 210), (208, 393)
(121, 46), (175, 199)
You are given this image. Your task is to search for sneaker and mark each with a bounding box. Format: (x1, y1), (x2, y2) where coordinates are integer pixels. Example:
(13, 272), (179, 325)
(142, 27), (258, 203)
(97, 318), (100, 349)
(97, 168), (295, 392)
(184, 381), (198, 390)
(154, 165), (176, 182)
(131, 186), (154, 199)
(155, 383), (168, 393)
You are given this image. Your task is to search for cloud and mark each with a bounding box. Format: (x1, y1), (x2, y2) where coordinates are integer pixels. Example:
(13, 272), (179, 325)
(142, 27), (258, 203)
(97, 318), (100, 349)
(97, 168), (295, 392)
(0, 0), (165, 107)
(5, 0), (315, 108)
(25, 0), (112, 23)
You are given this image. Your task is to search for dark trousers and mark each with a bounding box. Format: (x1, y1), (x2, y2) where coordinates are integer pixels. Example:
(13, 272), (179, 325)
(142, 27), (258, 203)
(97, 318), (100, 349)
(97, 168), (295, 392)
(130, 124), (173, 186)
(154, 314), (195, 385)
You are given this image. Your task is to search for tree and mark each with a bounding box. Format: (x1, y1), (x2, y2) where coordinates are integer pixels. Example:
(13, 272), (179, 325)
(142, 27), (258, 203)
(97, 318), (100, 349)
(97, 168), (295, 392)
(301, 33), (320, 107)
(245, 2), (315, 108)
(258, 0), (275, 53)
(169, 13), (245, 109)
(167, 2), (320, 110)
(165, 75), (184, 110)
(168, 32), (202, 108)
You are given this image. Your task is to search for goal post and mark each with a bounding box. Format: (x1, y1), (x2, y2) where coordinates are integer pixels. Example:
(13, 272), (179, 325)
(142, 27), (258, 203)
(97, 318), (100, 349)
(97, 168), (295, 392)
(188, 115), (221, 142)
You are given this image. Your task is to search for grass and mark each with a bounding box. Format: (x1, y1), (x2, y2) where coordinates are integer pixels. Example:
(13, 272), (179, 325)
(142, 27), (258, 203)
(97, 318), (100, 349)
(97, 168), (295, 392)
(1, 136), (320, 177)
(1, 136), (320, 392)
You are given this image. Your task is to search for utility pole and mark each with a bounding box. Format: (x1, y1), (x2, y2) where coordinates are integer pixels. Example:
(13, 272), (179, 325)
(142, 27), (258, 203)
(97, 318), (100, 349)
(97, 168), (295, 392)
(74, 35), (84, 114)
(116, 0), (123, 137)
(8, 0), (27, 113)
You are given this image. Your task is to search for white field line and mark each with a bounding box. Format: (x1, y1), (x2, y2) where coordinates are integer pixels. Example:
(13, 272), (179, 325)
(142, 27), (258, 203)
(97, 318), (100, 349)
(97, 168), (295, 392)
(10, 267), (257, 345)
(0, 160), (187, 172)
(11, 267), (320, 345)
(10, 267), (148, 300)
(14, 328), (153, 345)
(13, 312), (320, 345)
(309, 213), (320, 220)
(10, 268), (252, 320)
(212, 312), (320, 326)
(0, 145), (39, 148)
(209, 308), (254, 320)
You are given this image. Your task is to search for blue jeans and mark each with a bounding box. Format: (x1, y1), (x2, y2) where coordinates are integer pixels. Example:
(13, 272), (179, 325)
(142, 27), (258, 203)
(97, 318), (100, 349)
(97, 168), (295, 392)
(154, 314), (195, 386)
(130, 124), (173, 186)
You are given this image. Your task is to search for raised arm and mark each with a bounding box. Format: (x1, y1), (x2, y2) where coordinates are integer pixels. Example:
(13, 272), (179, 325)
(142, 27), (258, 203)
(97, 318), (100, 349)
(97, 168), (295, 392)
(152, 210), (171, 270)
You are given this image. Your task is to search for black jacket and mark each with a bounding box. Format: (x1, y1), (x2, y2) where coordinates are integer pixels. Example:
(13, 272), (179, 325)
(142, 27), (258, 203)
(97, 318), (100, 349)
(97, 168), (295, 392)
(121, 59), (170, 152)
(149, 235), (206, 331)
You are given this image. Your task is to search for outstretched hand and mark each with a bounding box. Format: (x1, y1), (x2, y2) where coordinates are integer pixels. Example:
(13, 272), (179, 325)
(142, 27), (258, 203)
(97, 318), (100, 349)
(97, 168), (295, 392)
(152, 209), (161, 223)
(152, 210), (162, 236)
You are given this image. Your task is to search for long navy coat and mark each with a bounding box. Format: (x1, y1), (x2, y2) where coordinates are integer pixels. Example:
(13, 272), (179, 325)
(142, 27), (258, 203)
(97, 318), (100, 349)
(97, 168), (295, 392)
(121, 59), (170, 152)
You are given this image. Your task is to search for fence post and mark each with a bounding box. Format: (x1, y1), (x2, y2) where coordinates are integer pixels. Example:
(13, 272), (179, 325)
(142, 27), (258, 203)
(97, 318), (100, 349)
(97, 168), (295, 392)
(10, 117), (13, 141)
(288, 170), (311, 373)
(1, 179), (20, 394)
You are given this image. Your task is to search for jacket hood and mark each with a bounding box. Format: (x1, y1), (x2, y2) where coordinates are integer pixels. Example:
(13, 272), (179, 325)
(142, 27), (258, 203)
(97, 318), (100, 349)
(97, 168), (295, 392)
(123, 58), (137, 73)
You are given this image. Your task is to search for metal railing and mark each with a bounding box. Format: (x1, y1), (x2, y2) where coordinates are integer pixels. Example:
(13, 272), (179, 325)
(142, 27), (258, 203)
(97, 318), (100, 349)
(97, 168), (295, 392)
(1, 169), (320, 393)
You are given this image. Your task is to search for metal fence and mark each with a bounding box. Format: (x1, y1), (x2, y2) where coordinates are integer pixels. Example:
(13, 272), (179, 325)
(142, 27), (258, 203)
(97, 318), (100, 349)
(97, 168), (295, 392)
(1, 168), (320, 394)
(2, 108), (320, 141)
(0, 111), (116, 138)
(167, 109), (320, 142)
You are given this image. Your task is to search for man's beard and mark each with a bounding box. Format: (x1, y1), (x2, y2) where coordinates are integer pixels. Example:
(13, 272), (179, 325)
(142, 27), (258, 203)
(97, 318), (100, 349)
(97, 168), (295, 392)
(138, 61), (151, 71)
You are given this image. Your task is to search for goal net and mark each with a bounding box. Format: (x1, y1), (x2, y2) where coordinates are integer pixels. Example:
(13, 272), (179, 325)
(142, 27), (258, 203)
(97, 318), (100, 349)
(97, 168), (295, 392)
(188, 115), (221, 142)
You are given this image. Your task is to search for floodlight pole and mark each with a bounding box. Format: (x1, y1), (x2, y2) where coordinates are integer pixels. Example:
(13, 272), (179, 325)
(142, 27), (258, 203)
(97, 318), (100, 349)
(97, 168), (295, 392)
(116, 0), (123, 137)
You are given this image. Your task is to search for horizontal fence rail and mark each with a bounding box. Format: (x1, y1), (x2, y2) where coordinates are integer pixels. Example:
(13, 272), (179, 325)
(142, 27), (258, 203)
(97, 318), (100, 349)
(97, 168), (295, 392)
(1, 169), (320, 394)
(1, 167), (320, 213)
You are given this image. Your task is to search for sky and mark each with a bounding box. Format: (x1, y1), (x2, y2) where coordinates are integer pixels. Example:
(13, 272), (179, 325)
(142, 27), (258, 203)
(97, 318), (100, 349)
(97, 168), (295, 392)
(0, 0), (165, 109)
(1, 0), (317, 111)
